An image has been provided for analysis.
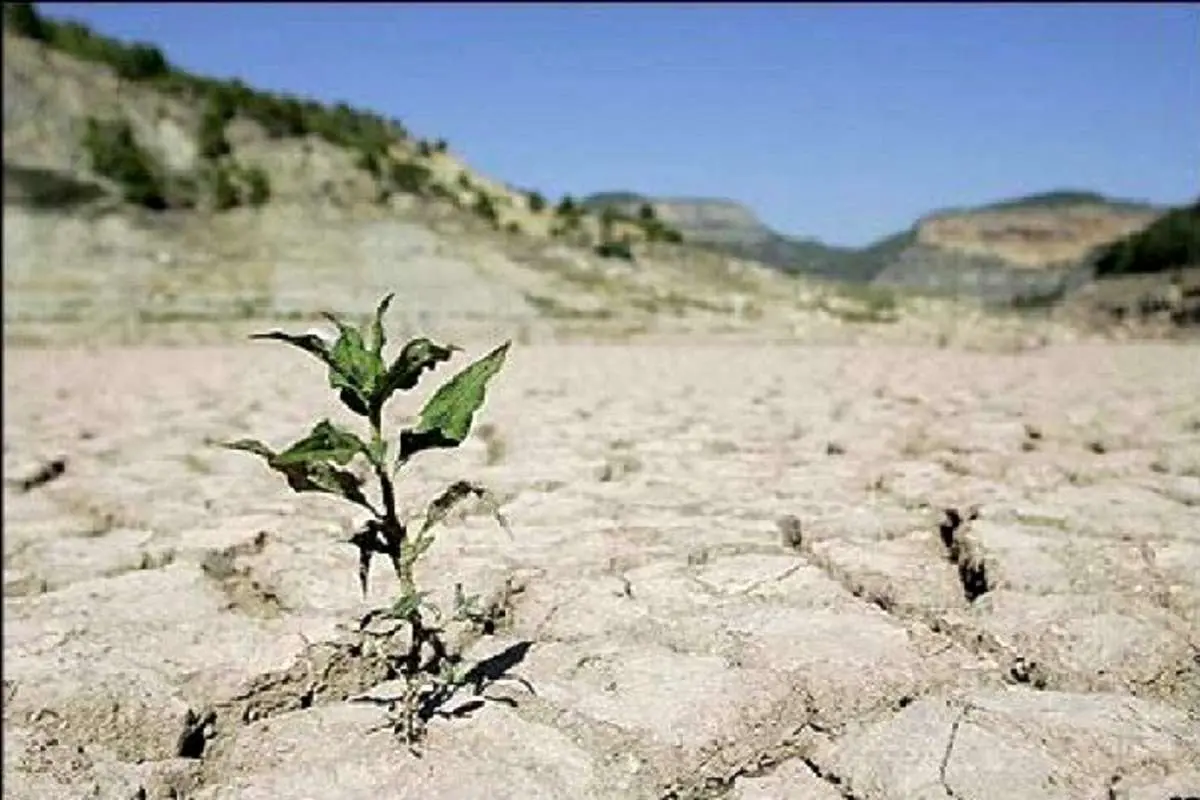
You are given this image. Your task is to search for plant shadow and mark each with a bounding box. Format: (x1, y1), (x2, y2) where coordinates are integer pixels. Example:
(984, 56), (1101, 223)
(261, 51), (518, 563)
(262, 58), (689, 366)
(423, 639), (536, 722)
(353, 639), (536, 743)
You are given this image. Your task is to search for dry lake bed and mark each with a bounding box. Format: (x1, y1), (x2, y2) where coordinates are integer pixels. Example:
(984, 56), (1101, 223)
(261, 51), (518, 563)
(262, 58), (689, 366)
(3, 341), (1199, 799)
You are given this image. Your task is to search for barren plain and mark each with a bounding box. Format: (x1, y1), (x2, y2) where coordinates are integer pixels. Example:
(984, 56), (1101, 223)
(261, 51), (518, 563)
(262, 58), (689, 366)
(3, 340), (1198, 799)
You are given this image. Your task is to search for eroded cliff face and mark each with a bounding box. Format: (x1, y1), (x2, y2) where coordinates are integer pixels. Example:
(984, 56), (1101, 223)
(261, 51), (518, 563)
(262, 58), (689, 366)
(914, 203), (1162, 269)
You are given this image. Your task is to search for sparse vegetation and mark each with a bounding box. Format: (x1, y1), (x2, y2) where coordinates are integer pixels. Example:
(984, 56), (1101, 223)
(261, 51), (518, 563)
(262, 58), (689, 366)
(389, 159), (433, 196)
(3, 164), (108, 210)
(7, 3), (405, 161)
(577, 194), (685, 244)
(472, 192), (500, 228)
(221, 294), (518, 749)
(1092, 200), (1200, 277)
(8, 2), (690, 245)
(821, 284), (900, 323)
(80, 116), (167, 210)
(243, 165), (272, 207)
(594, 239), (634, 262)
(210, 164), (239, 211)
(196, 107), (231, 160)
(556, 195), (579, 218)
(1008, 282), (1068, 311)
(3, 2), (45, 40)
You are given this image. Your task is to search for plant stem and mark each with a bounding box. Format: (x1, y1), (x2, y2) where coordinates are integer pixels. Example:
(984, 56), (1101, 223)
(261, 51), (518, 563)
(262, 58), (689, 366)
(368, 407), (446, 684)
(369, 411), (409, 590)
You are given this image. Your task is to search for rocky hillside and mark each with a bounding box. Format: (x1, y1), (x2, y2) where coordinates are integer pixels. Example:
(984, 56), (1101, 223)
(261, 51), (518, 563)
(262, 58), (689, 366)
(8, 4), (998, 348)
(585, 190), (1168, 306)
(0, 5), (686, 249)
(915, 191), (1161, 269)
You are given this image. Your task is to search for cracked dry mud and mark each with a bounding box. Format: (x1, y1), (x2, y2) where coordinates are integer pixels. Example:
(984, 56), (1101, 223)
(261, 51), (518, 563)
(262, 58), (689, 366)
(3, 342), (1199, 800)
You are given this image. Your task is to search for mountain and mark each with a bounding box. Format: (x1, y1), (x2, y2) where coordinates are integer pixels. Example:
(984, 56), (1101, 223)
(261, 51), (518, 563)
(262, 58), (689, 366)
(4, 1), (1178, 347)
(581, 193), (878, 282)
(5, 3), (932, 346)
(583, 190), (1167, 305)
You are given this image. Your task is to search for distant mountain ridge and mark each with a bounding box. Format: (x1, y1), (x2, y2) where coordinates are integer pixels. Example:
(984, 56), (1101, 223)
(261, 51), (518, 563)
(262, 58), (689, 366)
(583, 189), (1168, 303)
(581, 192), (879, 282)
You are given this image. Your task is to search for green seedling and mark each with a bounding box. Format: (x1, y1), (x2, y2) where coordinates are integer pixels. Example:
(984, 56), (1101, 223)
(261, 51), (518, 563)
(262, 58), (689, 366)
(221, 293), (513, 747)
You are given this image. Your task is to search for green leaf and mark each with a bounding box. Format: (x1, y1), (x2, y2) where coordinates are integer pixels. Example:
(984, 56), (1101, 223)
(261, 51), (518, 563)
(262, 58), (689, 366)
(274, 420), (369, 466)
(250, 331), (332, 363)
(367, 293), (395, 359)
(398, 341), (510, 461)
(219, 435), (374, 511)
(221, 438), (274, 460)
(250, 305), (391, 418)
(371, 337), (458, 415)
(322, 312), (385, 417)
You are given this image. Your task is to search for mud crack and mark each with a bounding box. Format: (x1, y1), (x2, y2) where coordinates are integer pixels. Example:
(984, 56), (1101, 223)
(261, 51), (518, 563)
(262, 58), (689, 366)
(938, 701), (972, 799)
(938, 507), (990, 602)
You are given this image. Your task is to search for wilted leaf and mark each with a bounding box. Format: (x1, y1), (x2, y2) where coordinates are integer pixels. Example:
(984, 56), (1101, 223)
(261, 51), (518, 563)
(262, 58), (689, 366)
(372, 337), (457, 415)
(398, 342), (510, 462)
(419, 479), (510, 537)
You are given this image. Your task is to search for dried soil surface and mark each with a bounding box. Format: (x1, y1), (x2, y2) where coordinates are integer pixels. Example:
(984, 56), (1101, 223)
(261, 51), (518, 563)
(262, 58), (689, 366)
(4, 342), (1199, 800)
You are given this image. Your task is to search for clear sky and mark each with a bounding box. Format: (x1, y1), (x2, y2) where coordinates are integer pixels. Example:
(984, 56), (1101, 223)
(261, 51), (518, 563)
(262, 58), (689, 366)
(44, 2), (1200, 247)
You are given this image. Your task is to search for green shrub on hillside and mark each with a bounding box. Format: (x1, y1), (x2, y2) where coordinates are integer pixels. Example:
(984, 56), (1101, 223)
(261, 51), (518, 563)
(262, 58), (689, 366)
(356, 146), (386, 179)
(34, 12), (171, 81)
(526, 191), (546, 213)
(1093, 200), (1200, 277)
(81, 117), (167, 210)
(473, 193), (500, 227)
(197, 100), (233, 160)
(211, 164), (240, 211)
(243, 165), (271, 207)
(13, 3), (574, 233)
(556, 195), (578, 217)
(595, 239), (634, 262)
(10, 4), (405, 156)
(4, 2), (46, 40)
(389, 159), (433, 196)
(599, 207), (619, 237)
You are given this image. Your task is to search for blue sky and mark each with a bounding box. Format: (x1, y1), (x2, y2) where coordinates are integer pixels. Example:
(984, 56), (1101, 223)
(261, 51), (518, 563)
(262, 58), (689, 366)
(44, 2), (1199, 247)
